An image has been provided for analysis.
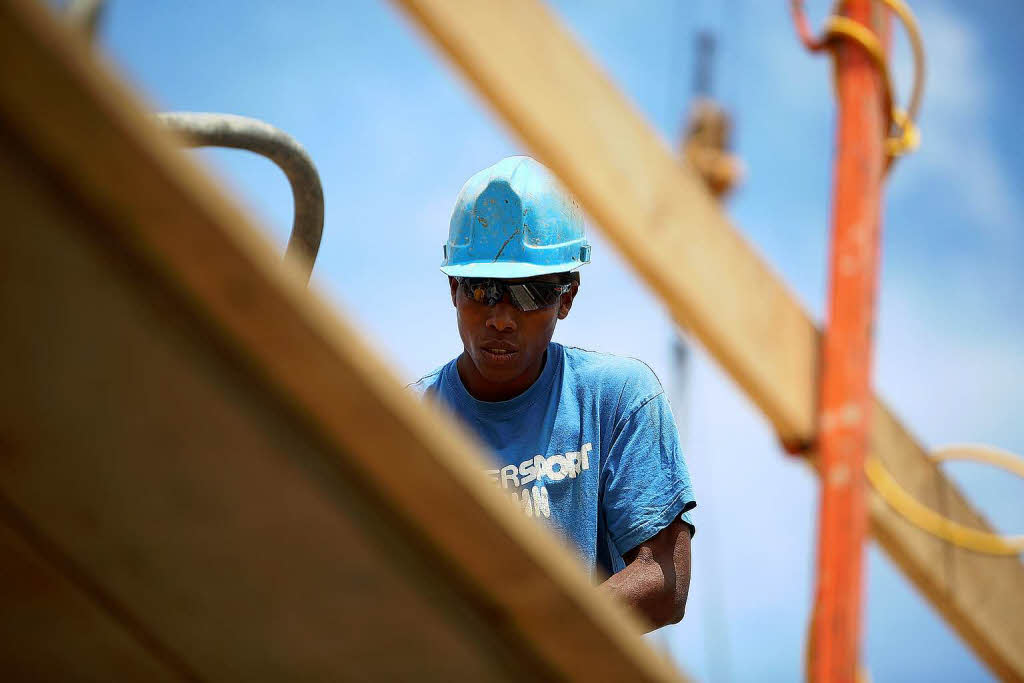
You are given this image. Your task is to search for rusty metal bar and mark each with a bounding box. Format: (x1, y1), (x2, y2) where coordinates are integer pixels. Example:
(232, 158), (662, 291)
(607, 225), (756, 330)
(809, 2), (889, 681)
(156, 112), (324, 282)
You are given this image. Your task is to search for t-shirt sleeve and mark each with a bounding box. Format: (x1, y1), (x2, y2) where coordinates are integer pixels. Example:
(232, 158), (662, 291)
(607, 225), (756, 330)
(406, 366), (444, 399)
(601, 384), (696, 557)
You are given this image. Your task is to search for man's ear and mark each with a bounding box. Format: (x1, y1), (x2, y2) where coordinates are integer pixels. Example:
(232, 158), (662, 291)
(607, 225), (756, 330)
(557, 281), (579, 320)
(449, 276), (459, 307)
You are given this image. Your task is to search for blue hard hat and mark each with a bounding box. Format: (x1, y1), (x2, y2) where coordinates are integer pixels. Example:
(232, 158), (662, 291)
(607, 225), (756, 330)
(441, 156), (591, 278)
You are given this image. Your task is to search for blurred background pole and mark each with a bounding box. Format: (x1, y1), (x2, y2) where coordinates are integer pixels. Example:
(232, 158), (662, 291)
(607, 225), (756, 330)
(675, 23), (739, 680)
(809, 1), (889, 681)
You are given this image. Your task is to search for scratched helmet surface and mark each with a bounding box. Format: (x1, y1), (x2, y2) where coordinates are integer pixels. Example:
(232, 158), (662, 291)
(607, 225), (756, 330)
(441, 156), (591, 278)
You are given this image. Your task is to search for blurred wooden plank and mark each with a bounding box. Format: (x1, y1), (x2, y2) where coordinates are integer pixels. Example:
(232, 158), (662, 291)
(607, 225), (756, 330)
(0, 143), (528, 681)
(0, 513), (186, 681)
(391, 0), (1024, 679)
(0, 0), (684, 681)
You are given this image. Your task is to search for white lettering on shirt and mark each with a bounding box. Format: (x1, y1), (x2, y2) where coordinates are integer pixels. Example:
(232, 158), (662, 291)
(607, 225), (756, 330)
(491, 442), (594, 519)
(519, 458), (536, 485)
(500, 464), (519, 489)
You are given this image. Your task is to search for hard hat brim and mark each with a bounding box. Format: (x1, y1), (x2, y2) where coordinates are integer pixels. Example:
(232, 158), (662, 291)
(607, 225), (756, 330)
(440, 261), (585, 279)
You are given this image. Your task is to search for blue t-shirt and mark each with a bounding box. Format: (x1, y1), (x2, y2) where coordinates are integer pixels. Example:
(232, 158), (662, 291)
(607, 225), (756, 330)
(410, 342), (695, 576)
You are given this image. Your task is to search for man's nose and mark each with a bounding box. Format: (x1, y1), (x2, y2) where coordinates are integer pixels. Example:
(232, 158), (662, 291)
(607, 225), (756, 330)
(486, 301), (518, 332)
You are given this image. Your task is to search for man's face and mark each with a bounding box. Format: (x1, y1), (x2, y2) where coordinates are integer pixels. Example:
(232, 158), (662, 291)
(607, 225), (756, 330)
(450, 275), (577, 398)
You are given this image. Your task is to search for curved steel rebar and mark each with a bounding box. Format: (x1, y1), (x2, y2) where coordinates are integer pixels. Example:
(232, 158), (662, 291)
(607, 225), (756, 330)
(156, 112), (324, 282)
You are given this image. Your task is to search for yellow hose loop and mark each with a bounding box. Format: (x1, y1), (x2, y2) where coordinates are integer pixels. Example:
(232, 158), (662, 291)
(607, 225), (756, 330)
(931, 443), (1024, 479)
(878, 0), (925, 124)
(817, 0), (926, 165)
(865, 446), (1024, 555)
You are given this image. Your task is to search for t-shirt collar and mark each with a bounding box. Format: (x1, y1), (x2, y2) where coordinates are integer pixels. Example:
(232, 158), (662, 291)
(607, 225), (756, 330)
(443, 342), (561, 418)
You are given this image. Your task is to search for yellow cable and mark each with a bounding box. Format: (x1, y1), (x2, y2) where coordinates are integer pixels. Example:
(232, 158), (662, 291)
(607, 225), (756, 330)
(877, 0), (925, 157)
(931, 443), (1024, 479)
(878, 0), (925, 123)
(865, 447), (1024, 555)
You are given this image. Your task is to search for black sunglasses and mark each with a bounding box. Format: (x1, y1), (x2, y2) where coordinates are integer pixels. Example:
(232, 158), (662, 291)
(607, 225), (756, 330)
(456, 277), (571, 312)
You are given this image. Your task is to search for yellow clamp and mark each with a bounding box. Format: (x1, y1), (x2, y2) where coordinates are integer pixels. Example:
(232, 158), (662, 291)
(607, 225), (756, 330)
(816, 0), (926, 162)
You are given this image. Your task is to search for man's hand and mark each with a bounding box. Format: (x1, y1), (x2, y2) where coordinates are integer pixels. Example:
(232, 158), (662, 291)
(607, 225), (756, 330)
(599, 518), (692, 632)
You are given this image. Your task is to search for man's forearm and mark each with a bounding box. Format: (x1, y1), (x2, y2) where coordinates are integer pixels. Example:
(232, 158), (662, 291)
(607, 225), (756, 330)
(599, 562), (683, 632)
(599, 520), (692, 632)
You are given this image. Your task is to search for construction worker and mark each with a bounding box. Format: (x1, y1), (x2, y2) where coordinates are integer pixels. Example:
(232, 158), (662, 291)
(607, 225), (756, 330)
(411, 156), (695, 631)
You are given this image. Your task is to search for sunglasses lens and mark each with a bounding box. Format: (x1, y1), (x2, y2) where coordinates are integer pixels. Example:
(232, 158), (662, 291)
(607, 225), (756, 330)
(507, 282), (563, 311)
(460, 279), (566, 311)
(461, 279), (500, 306)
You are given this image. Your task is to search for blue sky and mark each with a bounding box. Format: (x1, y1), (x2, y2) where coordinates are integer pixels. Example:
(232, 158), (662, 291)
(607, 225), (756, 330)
(86, 1), (1022, 680)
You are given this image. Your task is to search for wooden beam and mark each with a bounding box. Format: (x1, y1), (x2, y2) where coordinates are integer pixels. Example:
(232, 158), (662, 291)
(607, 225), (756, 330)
(391, 0), (1024, 679)
(0, 510), (186, 680)
(0, 0), (685, 680)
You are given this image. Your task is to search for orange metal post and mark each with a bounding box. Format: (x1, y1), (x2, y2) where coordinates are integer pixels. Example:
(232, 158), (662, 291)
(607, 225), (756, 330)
(809, 2), (889, 681)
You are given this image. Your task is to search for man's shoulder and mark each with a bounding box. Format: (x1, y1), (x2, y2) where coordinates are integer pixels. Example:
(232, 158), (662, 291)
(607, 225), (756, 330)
(560, 344), (662, 383)
(558, 344), (665, 405)
(406, 363), (448, 398)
